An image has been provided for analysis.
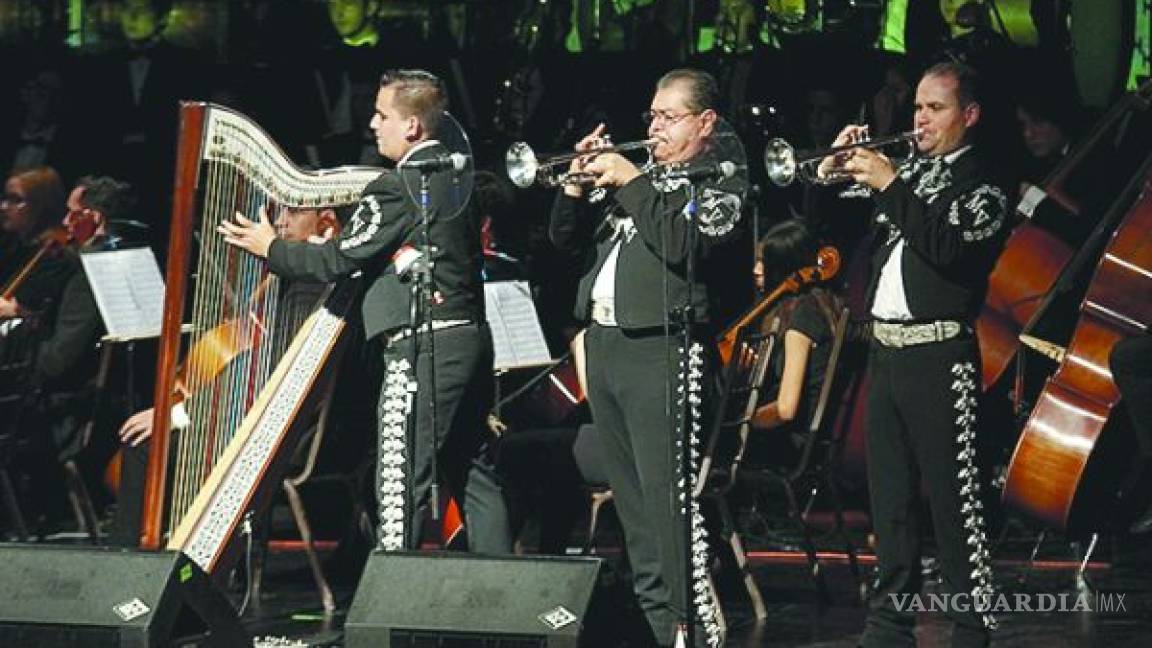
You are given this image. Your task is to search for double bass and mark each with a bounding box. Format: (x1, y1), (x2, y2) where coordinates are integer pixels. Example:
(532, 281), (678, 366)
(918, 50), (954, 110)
(977, 79), (1152, 391)
(1001, 160), (1152, 532)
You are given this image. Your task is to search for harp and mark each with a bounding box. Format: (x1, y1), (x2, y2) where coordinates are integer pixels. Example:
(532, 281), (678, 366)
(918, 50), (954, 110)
(140, 103), (380, 578)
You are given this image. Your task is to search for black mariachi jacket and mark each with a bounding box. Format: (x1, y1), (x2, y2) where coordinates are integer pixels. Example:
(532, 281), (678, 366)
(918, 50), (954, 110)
(549, 158), (746, 331)
(267, 141), (484, 341)
(867, 147), (1009, 323)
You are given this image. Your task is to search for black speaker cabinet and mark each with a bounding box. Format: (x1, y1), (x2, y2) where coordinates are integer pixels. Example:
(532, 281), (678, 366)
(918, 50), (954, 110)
(0, 544), (247, 648)
(346, 551), (606, 648)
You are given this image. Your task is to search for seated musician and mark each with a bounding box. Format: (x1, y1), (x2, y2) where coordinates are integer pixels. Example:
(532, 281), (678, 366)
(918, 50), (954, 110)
(747, 218), (843, 461)
(0, 175), (137, 536)
(0, 167), (71, 326)
(1013, 85), (1085, 242)
(117, 203), (347, 448)
(111, 204), (354, 547)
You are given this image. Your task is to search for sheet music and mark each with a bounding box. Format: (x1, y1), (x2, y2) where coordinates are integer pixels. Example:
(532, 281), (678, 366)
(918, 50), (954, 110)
(80, 248), (166, 340)
(484, 280), (552, 371)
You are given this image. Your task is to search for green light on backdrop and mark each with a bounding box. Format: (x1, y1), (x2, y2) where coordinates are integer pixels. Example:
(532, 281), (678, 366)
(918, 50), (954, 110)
(878, 0), (908, 53)
(698, 26), (715, 53)
(1130, 0), (1151, 89)
(67, 0), (81, 46)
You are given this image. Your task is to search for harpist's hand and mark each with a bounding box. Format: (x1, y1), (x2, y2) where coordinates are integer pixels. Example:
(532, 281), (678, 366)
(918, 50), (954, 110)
(119, 408), (155, 447)
(0, 296), (19, 319)
(218, 209), (276, 258)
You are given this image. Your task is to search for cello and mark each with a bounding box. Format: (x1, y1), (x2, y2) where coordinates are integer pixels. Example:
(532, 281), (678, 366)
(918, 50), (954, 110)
(717, 246), (841, 365)
(977, 79), (1152, 391)
(1001, 161), (1152, 532)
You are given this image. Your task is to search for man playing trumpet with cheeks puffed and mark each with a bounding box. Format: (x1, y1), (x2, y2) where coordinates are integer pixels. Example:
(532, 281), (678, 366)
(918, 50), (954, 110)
(828, 61), (1009, 648)
(549, 68), (745, 648)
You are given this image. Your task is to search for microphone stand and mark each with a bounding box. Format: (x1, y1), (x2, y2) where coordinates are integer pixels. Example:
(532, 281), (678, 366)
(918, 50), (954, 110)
(407, 171), (441, 549)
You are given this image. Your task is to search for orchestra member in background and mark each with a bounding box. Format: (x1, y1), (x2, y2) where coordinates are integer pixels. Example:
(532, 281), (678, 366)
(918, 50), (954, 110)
(0, 167), (70, 316)
(748, 219), (843, 454)
(112, 203), (358, 548)
(2, 176), (136, 536)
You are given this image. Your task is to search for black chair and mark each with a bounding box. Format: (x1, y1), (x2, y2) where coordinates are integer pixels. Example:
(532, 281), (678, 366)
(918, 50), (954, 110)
(0, 324), (105, 543)
(701, 307), (865, 613)
(252, 354), (374, 615)
(695, 324), (780, 620)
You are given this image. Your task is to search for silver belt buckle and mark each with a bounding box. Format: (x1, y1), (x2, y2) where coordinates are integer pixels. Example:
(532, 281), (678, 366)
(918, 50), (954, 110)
(873, 320), (964, 348)
(872, 321), (905, 348)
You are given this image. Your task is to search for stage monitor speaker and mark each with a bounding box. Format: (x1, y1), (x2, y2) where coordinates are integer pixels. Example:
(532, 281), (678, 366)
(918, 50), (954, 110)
(345, 551), (607, 648)
(0, 544), (247, 648)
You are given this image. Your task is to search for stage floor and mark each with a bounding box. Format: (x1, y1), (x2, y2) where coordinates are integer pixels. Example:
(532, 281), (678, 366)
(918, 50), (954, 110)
(238, 528), (1152, 647)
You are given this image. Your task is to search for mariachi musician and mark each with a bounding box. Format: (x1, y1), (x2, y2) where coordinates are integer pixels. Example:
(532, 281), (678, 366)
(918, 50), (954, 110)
(825, 61), (1009, 648)
(549, 68), (745, 647)
(220, 69), (512, 555)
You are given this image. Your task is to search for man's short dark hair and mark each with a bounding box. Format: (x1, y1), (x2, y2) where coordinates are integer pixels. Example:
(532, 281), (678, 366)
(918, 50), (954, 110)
(656, 68), (719, 113)
(924, 61), (983, 108)
(380, 69), (448, 137)
(77, 176), (136, 222)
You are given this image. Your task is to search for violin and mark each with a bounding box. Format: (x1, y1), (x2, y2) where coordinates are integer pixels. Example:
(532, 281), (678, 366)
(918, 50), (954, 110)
(1, 209), (99, 300)
(1, 227), (71, 297)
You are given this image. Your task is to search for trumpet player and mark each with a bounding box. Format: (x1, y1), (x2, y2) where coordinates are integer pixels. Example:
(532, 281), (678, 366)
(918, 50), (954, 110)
(831, 62), (1009, 648)
(549, 68), (745, 648)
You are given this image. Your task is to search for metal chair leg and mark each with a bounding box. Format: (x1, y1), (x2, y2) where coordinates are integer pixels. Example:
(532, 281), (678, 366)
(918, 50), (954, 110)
(1076, 532), (1100, 592)
(782, 480), (828, 604)
(826, 473), (866, 603)
(1015, 528), (1048, 587)
(63, 459), (102, 544)
(583, 489), (613, 555)
(0, 466), (29, 540)
(284, 478), (336, 614)
(717, 497), (767, 620)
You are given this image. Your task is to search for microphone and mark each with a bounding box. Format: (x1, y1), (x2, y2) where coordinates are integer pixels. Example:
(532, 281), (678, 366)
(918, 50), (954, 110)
(664, 160), (739, 181)
(398, 152), (470, 173)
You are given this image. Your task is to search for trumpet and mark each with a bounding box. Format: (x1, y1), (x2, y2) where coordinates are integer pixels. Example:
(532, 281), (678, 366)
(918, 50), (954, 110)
(505, 138), (658, 188)
(763, 129), (922, 187)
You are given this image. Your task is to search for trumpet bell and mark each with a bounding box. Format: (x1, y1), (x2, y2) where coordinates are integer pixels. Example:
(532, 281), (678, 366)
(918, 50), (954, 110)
(763, 138), (797, 187)
(506, 142), (539, 189)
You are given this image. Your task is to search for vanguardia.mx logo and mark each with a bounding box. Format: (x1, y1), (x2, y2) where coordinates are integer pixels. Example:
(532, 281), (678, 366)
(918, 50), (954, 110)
(889, 592), (1128, 613)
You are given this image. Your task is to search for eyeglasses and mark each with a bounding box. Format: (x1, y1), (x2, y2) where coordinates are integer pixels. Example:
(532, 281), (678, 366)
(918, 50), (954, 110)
(0, 194), (26, 207)
(640, 109), (700, 126)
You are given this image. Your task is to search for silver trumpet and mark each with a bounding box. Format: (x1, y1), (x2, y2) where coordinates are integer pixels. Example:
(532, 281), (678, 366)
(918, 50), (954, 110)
(763, 129), (922, 187)
(505, 138), (658, 188)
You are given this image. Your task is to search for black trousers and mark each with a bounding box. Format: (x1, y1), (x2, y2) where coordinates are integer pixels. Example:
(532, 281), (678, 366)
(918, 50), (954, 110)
(861, 337), (996, 648)
(584, 324), (716, 646)
(378, 322), (511, 554)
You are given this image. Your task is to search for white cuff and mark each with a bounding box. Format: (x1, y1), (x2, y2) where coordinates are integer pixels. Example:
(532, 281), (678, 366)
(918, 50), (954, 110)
(1017, 185), (1047, 219)
(171, 401), (191, 431)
